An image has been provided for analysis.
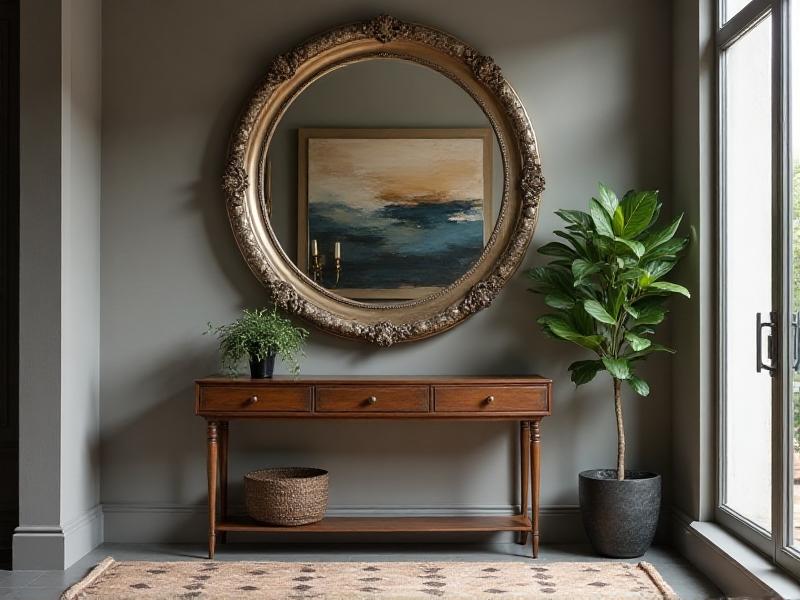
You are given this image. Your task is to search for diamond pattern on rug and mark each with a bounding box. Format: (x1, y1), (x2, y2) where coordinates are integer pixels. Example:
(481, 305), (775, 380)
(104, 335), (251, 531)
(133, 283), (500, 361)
(61, 558), (678, 599)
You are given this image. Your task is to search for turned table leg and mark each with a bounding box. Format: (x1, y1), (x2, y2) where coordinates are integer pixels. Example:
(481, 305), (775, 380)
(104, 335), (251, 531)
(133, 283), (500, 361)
(518, 421), (530, 545)
(207, 421), (218, 559)
(219, 421), (229, 544)
(530, 419), (541, 558)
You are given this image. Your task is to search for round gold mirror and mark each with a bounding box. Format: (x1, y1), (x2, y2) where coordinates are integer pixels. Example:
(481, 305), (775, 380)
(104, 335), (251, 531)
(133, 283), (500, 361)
(224, 15), (544, 346)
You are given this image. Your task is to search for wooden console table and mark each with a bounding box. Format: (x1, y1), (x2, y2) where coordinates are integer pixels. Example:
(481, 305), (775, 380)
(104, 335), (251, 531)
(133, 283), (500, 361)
(195, 375), (552, 559)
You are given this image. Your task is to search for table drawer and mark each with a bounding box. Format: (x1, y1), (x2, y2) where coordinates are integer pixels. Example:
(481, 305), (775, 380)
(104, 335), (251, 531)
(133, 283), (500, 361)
(199, 386), (312, 413)
(315, 386), (430, 413)
(434, 385), (548, 413)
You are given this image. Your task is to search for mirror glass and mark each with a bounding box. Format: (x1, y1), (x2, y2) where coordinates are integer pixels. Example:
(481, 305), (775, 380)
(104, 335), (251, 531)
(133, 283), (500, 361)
(268, 58), (503, 302)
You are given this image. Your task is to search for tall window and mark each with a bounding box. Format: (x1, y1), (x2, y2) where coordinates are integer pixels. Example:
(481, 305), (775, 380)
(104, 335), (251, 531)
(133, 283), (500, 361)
(718, 0), (800, 574)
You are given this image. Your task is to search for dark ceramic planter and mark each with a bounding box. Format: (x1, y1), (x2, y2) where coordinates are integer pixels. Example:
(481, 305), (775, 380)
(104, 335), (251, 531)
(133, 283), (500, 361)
(579, 469), (661, 558)
(249, 352), (276, 379)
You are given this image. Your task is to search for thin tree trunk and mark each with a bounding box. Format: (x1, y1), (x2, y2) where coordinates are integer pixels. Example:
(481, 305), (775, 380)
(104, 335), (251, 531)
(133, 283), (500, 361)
(614, 377), (625, 481)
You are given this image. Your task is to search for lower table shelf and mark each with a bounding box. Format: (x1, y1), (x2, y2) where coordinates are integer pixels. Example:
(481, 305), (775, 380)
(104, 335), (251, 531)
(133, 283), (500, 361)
(200, 388), (547, 558)
(216, 515), (532, 533)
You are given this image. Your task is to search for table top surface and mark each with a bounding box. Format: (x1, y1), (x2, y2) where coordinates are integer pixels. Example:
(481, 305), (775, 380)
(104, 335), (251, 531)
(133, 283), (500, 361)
(196, 374), (552, 385)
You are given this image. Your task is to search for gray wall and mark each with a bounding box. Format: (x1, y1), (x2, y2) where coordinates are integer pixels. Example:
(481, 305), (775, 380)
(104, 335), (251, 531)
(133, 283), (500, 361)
(671, 0), (715, 523)
(99, 0), (674, 541)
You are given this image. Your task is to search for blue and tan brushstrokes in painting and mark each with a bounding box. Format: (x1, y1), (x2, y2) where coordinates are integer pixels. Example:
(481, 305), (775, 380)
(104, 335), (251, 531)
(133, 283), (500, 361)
(306, 136), (487, 296)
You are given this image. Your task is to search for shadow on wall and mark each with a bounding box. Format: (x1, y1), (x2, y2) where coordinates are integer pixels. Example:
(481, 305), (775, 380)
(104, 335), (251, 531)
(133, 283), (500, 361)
(98, 345), (215, 504)
(97, 344), (526, 544)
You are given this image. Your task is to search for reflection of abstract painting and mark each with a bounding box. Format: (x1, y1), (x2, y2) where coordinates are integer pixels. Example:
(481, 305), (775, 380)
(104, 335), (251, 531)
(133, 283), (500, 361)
(298, 128), (491, 300)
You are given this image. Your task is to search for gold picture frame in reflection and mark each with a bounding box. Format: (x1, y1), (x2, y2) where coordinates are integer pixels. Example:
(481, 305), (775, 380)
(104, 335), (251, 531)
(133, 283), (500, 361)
(297, 128), (493, 301)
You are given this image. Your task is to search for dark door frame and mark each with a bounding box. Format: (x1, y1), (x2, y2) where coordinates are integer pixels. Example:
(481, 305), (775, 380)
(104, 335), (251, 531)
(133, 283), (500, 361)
(0, 0), (19, 569)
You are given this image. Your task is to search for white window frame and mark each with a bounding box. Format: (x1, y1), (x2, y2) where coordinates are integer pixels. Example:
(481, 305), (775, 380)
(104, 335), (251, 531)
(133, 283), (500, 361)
(716, 0), (800, 577)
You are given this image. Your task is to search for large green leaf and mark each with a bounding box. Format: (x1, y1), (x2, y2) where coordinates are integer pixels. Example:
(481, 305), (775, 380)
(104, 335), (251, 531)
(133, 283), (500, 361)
(628, 375), (650, 396)
(569, 304), (596, 336)
(619, 267), (649, 282)
(624, 331), (651, 351)
(590, 198), (615, 237)
(602, 357), (631, 380)
(583, 299), (616, 325)
(527, 266), (573, 295)
(571, 259), (601, 285)
(574, 335), (605, 351)
(555, 209), (592, 230)
(645, 237), (688, 261)
(544, 293), (575, 310)
(623, 303), (640, 319)
(629, 324), (655, 336)
(631, 296), (668, 310)
(644, 214), (682, 251)
(610, 286), (626, 319)
(555, 230), (590, 258)
(612, 206), (625, 236)
(555, 231), (593, 260)
(632, 304), (667, 325)
(538, 242), (577, 259)
(538, 323), (564, 341)
(596, 183), (620, 217)
(537, 315), (603, 350)
(648, 281), (691, 298)
(537, 315), (576, 339)
(626, 343), (676, 360)
(638, 260), (675, 287)
(620, 191), (658, 238)
(568, 360), (604, 385)
(644, 201), (663, 232)
(592, 234), (614, 256)
(614, 237), (645, 258)
(625, 343), (675, 360)
(547, 259), (573, 269)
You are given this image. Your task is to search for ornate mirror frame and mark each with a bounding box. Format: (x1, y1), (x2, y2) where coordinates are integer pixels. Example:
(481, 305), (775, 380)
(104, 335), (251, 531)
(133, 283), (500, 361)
(223, 15), (545, 346)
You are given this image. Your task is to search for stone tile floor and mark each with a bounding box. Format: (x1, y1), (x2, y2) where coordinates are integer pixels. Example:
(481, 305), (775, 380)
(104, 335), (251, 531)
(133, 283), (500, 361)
(0, 542), (721, 599)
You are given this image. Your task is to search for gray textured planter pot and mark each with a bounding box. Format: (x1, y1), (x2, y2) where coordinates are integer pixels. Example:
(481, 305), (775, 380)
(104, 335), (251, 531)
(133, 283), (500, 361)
(579, 469), (661, 558)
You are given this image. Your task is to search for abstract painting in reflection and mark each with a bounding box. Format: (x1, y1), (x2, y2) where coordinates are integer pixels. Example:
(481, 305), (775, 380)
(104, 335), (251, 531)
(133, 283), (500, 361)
(300, 129), (492, 300)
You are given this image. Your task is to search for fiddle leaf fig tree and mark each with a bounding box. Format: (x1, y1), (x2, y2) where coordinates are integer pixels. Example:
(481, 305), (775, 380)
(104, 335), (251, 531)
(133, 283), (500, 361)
(528, 184), (689, 481)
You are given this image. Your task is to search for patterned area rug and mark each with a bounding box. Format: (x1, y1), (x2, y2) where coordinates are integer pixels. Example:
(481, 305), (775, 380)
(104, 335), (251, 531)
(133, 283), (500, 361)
(61, 558), (678, 599)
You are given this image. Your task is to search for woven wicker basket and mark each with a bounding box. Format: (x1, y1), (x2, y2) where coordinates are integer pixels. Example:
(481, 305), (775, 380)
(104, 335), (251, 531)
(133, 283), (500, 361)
(244, 467), (329, 526)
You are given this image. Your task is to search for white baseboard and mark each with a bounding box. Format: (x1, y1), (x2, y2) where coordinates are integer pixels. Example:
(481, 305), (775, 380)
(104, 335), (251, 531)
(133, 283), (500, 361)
(13, 505), (103, 570)
(102, 503), (586, 545)
(64, 505), (103, 568)
(13, 526), (64, 570)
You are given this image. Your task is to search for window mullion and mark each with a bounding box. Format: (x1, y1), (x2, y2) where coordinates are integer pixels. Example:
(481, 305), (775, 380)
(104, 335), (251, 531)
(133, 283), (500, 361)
(772, 0), (790, 564)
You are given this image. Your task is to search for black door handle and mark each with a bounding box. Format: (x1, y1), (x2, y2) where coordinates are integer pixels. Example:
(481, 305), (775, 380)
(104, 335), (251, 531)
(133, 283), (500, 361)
(756, 312), (777, 375)
(792, 312), (800, 373)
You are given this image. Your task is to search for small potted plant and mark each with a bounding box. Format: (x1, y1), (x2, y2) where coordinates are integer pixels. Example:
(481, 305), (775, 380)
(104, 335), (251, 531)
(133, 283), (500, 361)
(528, 183), (689, 558)
(207, 307), (309, 378)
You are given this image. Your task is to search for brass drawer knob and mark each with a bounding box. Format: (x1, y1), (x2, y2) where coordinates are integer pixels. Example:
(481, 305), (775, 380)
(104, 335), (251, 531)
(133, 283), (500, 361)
(246, 395), (259, 405)
(485, 395), (495, 405)
(367, 395), (378, 405)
